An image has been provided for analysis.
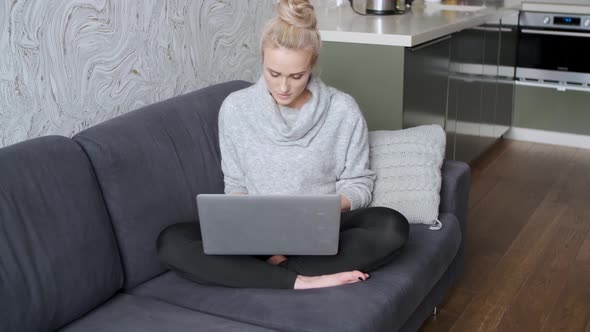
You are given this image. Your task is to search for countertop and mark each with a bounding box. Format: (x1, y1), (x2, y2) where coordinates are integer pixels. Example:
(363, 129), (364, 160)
(521, 1), (590, 14)
(315, 0), (522, 47)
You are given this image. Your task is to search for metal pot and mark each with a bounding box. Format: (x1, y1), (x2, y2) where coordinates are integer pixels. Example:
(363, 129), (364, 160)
(350, 0), (407, 15)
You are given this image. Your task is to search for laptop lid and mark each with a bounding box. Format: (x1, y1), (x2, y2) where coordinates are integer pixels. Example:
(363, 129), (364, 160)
(196, 194), (341, 255)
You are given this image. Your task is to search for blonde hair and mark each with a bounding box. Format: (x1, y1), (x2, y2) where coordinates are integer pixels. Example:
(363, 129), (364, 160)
(261, 0), (321, 66)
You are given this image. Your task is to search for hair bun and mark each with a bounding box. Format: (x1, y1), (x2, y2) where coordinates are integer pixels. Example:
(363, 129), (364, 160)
(276, 0), (317, 29)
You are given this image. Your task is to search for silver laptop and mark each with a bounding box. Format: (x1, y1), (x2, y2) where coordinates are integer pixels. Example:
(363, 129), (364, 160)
(196, 194), (341, 255)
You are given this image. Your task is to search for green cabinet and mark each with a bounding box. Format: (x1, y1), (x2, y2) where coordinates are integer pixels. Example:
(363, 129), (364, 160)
(496, 11), (519, 137)
(449, 25), (488, 163)
(402, 36), (452, 156)
(448, 12), (518, 162)
(317, 43), (405, 131)
(317, 12), (518, 163)
(403, 36), (451, 130)
(514, 83), (590, 135)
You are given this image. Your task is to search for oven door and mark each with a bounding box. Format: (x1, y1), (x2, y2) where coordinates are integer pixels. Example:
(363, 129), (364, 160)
(517, 27), (590, 84)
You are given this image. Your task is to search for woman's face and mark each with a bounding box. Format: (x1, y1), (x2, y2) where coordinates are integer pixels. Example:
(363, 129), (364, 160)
(263, 47), (313, 108)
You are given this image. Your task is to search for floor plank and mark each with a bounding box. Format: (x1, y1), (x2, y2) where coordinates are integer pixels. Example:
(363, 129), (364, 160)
(539, 149), (590, 332)
(468, 140), (515, 209)
(460, 143), (575, 293)
(540, 256), (590, 332)
(439, 288), (477, 316)
(420, 311), (460, 332)
(450, 197), (567, 332)
(468, 140), (532, 210)
(419, 140), (590, 332)
(494, 207), (590, 332)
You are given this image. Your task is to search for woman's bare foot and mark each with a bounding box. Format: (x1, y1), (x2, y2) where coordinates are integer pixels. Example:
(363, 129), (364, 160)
(266, 255), (288, 266)
(294, 271), (370, 290)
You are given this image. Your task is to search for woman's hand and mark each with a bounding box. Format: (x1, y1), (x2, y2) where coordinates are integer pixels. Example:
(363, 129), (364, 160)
(340, 194), (351, 212)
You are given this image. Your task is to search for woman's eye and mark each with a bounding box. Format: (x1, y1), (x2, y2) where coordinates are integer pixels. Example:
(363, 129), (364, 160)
(292, 75), (303, 80)
(270, 72), (280, 78)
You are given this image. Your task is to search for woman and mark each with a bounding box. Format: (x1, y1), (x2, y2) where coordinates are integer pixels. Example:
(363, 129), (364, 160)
(157, 0), (409, 290)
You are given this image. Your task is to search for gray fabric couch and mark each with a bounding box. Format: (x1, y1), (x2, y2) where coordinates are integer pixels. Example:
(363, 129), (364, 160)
(0, 80), (470, 332)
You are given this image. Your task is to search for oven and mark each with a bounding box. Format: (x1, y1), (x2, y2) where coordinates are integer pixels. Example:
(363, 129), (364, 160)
(517, 11), (590, 88)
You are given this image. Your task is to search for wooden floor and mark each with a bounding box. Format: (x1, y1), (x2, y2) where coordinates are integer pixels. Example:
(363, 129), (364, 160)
(419, 139), (590, 332)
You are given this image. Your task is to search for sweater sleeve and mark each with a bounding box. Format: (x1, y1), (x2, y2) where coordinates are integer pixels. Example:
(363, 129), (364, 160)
(335, 106), (376, 210)
(218, 99), (248, 194)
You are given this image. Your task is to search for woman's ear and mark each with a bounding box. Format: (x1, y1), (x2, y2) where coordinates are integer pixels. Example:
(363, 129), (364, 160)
(310, 54), (318, 68)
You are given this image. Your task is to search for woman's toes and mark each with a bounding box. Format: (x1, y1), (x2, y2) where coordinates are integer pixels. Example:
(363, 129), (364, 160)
(294, 271), (367, 289)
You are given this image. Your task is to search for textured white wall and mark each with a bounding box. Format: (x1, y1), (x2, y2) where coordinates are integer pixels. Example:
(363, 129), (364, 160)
(0, 0), (275, 147)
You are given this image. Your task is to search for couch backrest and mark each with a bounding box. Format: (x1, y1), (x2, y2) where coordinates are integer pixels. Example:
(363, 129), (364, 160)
(0, 136), (124, 332)
(74, 80), (251, 289)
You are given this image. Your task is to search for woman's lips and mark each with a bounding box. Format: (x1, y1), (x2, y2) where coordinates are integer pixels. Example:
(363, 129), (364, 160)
(277, 93), (291, 99)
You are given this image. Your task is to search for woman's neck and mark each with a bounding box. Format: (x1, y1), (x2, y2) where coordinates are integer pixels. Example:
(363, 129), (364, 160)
(286, 89), (311, 110)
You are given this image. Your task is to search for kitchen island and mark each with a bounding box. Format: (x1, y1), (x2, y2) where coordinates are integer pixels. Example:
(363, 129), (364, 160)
(315, 0), (522, 162)
(315, 0), (522, 47)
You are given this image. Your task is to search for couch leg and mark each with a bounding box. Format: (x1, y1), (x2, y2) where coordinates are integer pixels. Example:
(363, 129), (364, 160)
(433, 306), (439, 316)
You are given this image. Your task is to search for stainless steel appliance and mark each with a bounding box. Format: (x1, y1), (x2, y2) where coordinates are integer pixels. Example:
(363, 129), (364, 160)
(349, 0), (406, 15)
(517, 11), (590, 87)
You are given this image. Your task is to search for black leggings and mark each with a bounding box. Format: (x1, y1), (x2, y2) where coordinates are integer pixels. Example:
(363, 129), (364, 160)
(156, 207), (409, 289)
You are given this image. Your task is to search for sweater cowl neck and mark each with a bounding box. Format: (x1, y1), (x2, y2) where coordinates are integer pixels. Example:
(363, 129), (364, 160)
(252, 75), (332, 146)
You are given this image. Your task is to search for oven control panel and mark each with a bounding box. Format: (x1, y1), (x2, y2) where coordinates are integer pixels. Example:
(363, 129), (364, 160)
(520, 12), (590, 31)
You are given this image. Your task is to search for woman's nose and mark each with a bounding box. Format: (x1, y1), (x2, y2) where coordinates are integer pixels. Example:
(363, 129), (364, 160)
(280, 77), (289, 92)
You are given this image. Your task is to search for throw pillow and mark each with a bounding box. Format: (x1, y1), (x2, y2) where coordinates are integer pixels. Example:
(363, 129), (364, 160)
(368, 125), (446, 230)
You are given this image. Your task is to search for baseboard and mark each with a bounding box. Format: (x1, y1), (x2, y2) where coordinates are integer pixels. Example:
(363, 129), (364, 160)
(505, 127), (590, 150)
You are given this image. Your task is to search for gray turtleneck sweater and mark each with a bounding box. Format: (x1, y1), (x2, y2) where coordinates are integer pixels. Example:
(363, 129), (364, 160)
(218, 76), (375, 210)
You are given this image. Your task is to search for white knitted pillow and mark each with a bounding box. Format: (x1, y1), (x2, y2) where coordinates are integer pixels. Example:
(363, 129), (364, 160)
(368, 125), (446, 229)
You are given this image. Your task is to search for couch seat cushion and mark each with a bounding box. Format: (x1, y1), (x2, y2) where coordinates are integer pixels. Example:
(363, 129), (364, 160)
(130, 213), (461, 332)
(59, 294), (274, 332)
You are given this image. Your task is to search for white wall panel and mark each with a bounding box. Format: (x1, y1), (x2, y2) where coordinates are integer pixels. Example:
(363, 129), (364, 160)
(0, 0), (275, 147)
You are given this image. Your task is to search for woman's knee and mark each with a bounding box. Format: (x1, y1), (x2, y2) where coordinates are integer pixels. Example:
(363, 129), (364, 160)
(156, 222), (200, 260)
(370, 207), (410, 249)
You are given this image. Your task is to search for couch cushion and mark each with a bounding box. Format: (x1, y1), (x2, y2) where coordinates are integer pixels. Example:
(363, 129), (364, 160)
(130, 213), (461, 332)
(60, 294), (274, 332)
(0, 136), (123, 332)
(74, 80), (251, 289)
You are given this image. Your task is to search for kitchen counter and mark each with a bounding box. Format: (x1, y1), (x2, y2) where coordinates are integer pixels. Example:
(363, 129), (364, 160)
(315, 0), (522, 47)
(521, 1), (590, 14)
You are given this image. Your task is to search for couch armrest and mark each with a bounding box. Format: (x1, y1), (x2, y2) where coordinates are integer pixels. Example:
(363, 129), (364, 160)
(440, 160), (471, 238)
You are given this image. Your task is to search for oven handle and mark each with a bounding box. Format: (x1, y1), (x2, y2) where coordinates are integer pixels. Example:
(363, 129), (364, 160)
(521, 29), (590, 38)
(516, 80), (590, 92)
